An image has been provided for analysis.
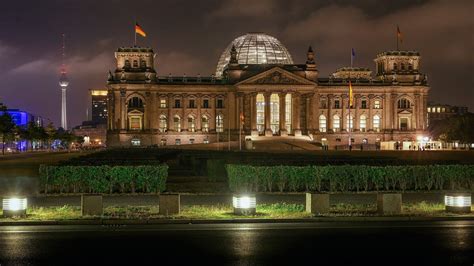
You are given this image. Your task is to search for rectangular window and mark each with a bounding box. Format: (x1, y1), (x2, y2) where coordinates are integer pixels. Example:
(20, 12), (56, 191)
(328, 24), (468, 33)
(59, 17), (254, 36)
(334, 100), (340, 109)
(203, 99), (209, 108)
(374, 100), (381, 109)
(320, 99), (327, 109)
(217, 99), (223, 109)
(361, 100), (367, 109)
(160, 99), (167, 108)
(189, 100), (195, 108)
(174, 99), (181, 108)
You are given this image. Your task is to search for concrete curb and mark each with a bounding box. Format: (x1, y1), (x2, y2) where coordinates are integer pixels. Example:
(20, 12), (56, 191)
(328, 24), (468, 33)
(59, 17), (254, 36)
(1, 215), (473, 226)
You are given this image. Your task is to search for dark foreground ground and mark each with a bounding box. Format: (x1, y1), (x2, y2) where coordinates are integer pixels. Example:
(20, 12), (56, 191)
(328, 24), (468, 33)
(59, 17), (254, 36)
(0, 221), (472, 265)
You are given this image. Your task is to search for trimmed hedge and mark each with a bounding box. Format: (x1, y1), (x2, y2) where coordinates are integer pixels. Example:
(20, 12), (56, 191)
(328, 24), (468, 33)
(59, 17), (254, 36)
(226, 164), (474, 193)
(39, 165), (168, 194)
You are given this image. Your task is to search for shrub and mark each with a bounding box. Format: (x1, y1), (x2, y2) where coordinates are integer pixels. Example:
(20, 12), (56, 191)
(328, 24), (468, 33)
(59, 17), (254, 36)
(39, 165), (168, 194)
(225, 164), (474, 193)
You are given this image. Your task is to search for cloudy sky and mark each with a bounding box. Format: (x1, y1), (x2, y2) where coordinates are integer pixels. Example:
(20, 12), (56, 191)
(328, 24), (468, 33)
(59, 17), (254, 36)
(0, 0), (472, 127)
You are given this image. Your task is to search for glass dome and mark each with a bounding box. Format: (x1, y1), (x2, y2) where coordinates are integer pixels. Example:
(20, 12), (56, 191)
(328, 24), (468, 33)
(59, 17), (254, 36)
(215, 33), (294, 77)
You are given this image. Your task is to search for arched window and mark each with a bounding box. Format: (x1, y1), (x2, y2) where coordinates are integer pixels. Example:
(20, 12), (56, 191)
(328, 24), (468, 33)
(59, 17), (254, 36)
(408, 63), (413, 70)
(140, 60), (146, 68)
(393, 63), (398, 71)
(133, 60), (138, 68)
(397, 98), (411, 109)
(216, 114), (224, 133)
(124, 60), (131, 68)
(346, 115), (354, 131)
(128, 97), (144, 109)
(333, 115), (340, 132)
(159, 115), (167, 132)
(188, 116), (195, 132)
(360, 115), (367, 132)
(270, 93), (279, 134)
(201, 116), (209, 132)
(173, 115), (181, 132)
(285, 94), (292, 133)
(319, 115), (326, 132)
(373, 115), (381, 131)
(256, 93), (265, 133)
(400, 63), (405, 70)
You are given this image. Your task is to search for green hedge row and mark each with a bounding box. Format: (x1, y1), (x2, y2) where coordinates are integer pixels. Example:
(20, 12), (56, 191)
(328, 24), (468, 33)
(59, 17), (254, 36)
(226, 164), (474, 193)
(39, 165), (168, 194)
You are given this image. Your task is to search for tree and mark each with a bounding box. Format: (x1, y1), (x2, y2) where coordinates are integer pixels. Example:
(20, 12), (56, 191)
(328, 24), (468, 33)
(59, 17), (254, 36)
(0, 105), (16, 155)
(430, 113), (474, 144)
(44, 122), (56, 150)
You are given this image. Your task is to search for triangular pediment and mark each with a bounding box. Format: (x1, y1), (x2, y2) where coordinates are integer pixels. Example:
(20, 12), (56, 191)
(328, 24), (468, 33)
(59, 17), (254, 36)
(398, 109), (412, 114)
(235, 67), (316, 86)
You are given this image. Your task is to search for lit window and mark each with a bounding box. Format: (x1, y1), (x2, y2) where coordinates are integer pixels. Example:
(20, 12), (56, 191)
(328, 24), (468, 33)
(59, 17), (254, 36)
(131, 138), (141, 146)
(373, 115), (380, 131)
(216, 114), (224, 133)
(374, 100), (381, 109)
(346, 115), (354, 131)
(201, 116), (209, 132)
(188, 116), (195, 132)
(160, 99), (167, 108)
(159, 115), (167, 132)
(427, 107), (431, 113)
(360, 115), (367, 132)
(173, 116), (181, 132)
(319, 115), (326, 132)
(130, 117), (141, 130)
(333, 115), (340, 132)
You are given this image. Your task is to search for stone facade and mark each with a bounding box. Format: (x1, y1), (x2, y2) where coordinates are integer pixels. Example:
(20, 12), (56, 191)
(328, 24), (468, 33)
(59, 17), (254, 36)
(106, 43), (429, 149)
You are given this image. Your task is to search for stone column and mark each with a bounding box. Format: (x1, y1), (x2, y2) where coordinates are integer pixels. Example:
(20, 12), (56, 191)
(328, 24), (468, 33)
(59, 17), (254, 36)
(250, 93), (258, 136)
(414, 93), (421, 130)
(279, 92), (287, 136)
(327, 94), (333, 131)
(422, 94), (428, 130)
(305, 96), (311, 134)
(392, 93), (398, 130)
(293, 93), (301, 136)
(264, 92), (272, 136)
(196, 94), (202, 131)
(167, 94), (173, 131)
(120, 89), (126, 130)
(210, 95), (216, 132)
(181, 93), (186, 131)
(341, 95), (346, 132)
(354, 95), (359, 131)
(312, 93), (319, 133)
(368, 95), (373, 130)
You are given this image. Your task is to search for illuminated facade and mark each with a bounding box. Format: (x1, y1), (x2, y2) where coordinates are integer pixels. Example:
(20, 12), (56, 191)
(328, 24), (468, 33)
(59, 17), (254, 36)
(106, 33), (429, 148)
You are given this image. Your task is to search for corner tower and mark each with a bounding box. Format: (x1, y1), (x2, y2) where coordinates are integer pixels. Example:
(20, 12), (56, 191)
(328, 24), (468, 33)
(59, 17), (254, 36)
(374, 50), (425, 84)
(110, 47), (156, 83)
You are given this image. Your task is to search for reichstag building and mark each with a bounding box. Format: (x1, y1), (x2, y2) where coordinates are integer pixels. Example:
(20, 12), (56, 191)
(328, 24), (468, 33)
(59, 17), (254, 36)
(106, 33), (429, 149)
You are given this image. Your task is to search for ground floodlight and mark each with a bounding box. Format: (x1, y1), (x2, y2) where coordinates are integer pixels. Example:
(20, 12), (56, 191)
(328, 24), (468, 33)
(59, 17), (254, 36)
(2, 197), (28, 218)
(233, 194), (256, 215)
(445, 193), (471, 213)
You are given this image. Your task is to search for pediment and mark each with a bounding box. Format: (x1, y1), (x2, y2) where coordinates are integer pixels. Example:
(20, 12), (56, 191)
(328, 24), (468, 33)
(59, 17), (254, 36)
(398, 109), (412, 115)
(235, 67), (315, 86)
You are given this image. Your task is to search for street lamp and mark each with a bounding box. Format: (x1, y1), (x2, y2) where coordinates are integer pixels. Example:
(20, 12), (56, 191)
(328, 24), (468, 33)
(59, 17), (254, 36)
(233, 194), (256, 215)
(444, 193), (471, 213)
(2, 197), (28, 217)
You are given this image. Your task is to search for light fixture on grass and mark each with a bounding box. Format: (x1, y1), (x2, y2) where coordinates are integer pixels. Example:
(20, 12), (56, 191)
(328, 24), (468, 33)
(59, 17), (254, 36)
(233, 194), (256, 215)
(2, 197), (28, 218)
(445, 193), (471, 213)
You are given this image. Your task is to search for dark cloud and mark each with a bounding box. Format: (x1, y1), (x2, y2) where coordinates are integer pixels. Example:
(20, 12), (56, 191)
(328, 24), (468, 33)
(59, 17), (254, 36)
(0, 0), (472, 128)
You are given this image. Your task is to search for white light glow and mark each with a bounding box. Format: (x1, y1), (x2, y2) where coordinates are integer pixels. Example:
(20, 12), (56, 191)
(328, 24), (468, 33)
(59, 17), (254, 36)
(233, 195), (256, 209)
(445, 195), (471, 207)
(3, 198), (28, 211)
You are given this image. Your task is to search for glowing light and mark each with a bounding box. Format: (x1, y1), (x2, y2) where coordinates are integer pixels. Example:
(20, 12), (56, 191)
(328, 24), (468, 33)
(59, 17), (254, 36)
(90, 90), (108, 96)
(233, 194), (256, 215)
(445, 193), (471, 213)
(3, 197), (28, 217)
(416, 136), (423, 141)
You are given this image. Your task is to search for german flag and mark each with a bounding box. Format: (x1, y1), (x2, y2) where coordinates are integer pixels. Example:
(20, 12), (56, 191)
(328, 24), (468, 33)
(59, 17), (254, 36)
(135, 23), (146, 37)
(349, 80), (354, 108)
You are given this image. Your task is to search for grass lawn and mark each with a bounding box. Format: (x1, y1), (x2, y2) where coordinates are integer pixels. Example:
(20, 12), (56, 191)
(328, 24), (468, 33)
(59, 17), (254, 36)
(1, 202), (471, 221)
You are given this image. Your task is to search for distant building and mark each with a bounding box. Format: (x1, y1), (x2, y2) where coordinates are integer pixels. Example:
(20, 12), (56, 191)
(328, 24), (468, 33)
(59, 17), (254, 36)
(427, 102), (468, 126)
(90, 89), (108, 125)
(0, 109), (44, 151)
(72, 122), (107, 147)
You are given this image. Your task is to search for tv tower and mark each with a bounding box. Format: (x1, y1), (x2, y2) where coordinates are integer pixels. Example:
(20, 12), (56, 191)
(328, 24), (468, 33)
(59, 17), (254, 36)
(59, 33), (69, 130)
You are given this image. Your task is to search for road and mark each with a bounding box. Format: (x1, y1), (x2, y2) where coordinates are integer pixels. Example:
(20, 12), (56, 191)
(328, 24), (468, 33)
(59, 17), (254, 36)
(0, 221), (473, 265)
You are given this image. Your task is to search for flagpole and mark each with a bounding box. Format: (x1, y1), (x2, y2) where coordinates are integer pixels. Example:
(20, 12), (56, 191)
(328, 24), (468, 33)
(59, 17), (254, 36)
(134, 21), (137, 46)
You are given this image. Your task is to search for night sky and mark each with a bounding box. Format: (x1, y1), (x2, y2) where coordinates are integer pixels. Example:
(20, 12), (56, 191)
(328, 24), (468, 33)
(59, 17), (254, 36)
(0, 0), (472, 128)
